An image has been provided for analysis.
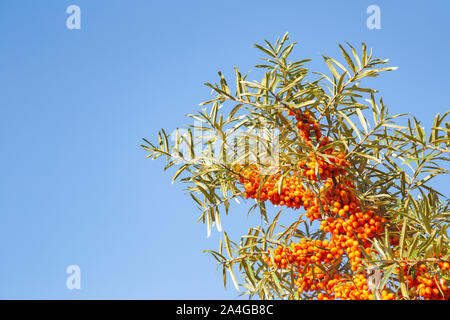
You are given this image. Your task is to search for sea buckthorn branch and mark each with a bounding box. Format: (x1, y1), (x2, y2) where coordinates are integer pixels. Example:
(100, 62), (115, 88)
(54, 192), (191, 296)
(144, 34), (449, 300)
(317, 46), (396, 123)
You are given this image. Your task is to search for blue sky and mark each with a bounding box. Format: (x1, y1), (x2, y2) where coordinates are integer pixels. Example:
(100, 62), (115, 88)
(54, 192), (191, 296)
(0, 0), (448, 299)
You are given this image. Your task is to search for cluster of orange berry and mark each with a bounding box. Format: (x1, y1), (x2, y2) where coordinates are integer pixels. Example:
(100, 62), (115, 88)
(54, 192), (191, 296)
(293, 267), (385, 300)
(238, 161), (351, 219)
(332, 273), (379, 300)
(400, 262), (450, 300)
(264, 239), (343, 269)
(235, 107), (448, 300)
(239, 168), (306, 209)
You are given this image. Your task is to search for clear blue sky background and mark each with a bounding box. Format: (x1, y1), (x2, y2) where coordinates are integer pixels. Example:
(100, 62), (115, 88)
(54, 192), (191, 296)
(0, 0), (449, 299)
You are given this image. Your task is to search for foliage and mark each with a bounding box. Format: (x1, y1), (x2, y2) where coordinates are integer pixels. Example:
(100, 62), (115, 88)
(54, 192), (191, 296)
(142, 33), (450, 300)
